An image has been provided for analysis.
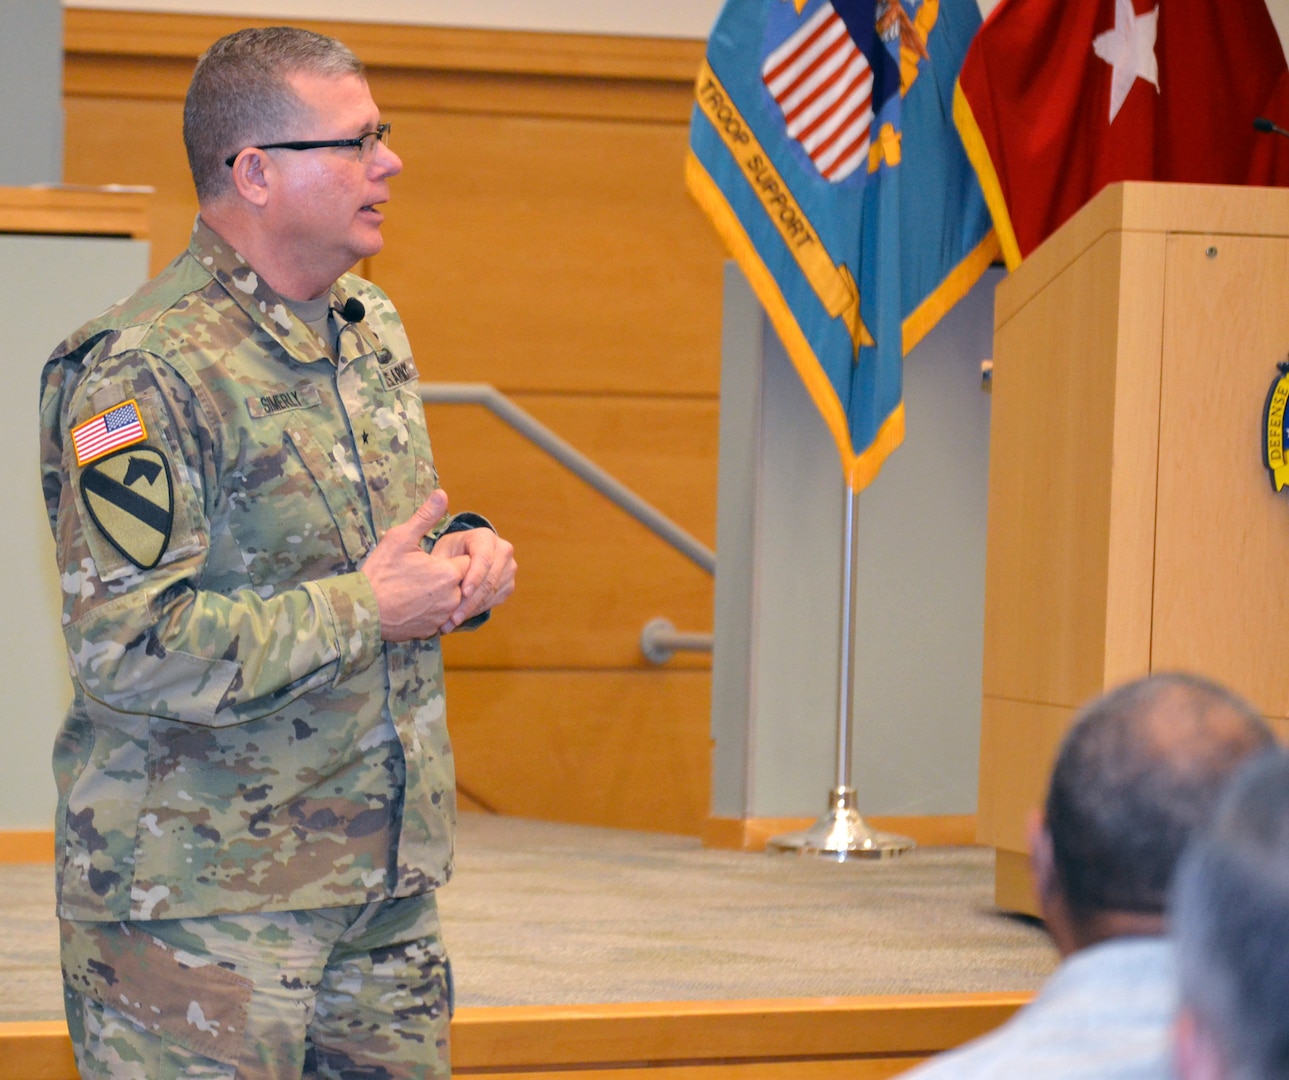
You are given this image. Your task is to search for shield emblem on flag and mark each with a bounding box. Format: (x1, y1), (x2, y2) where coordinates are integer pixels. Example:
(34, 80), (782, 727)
(80, 446), (174, 569)
(761, 0), (901, 184)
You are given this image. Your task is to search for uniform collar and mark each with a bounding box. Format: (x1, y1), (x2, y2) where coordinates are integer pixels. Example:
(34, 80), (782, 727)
(190, 216), (370, 368)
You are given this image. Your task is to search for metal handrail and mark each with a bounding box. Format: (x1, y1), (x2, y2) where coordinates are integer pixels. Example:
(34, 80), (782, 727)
(640, 618), (714, 664)
(419, 383), (716, 575)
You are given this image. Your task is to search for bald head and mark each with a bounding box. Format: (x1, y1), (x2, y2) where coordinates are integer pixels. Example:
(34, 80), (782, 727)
(1045, 673), (1273, 927)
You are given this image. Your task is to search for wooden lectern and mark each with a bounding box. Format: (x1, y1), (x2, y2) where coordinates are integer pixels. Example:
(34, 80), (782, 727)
(978, 181), (1289, 915)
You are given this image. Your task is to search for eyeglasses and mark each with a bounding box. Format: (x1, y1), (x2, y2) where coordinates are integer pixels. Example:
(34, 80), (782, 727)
(225, 123), (391, 167)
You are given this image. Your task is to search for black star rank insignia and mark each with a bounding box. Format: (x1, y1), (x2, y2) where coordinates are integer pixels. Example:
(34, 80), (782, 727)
(80, 446), (174, 569)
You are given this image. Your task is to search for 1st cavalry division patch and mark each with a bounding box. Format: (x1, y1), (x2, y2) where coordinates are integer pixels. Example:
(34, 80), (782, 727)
(80, 447), (173, 569)
(1264, 361), (1289, 493)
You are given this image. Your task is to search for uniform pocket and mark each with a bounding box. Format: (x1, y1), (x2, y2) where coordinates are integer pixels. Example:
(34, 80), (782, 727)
(225, 420), (376, 591)
(61, 919), (252, 1068)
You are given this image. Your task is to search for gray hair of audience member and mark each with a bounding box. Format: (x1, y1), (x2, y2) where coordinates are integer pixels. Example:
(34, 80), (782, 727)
(183, 26), (365, 203)
(1173, 750), (1289, 1080)
(1045, 672), (1272, 923)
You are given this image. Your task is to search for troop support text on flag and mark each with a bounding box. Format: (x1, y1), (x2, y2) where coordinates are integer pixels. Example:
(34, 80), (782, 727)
(687, 0), (997, 491)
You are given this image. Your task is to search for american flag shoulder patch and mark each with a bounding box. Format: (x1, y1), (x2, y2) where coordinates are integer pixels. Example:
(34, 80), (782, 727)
(71, 399), (148, 467)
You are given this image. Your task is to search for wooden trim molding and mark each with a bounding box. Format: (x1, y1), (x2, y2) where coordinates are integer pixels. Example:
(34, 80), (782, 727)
(0, 832), (53, 864)
(0, 186), (150, 238)
(703, 816), (813, 852)
(63, 9), (706, 83)
(0, 1023), (78, 1080)
(704, 815), (979, 852)
(994, 848), (1039, 919)
(63, 10), (702, 123)
(5, 817), (980, 865)
(452, 994), (1030, 1069)
(1, 992), (1031, 1080)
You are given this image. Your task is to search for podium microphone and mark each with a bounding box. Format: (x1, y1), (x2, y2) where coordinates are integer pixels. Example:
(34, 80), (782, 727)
(1254, 116), (1289, 139)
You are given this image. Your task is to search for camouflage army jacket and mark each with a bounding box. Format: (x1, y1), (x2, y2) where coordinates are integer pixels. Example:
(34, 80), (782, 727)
(39, 218), (457, 921)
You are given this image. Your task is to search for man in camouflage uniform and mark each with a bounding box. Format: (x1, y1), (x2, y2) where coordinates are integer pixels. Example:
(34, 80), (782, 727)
(38, 26), (516, 1079)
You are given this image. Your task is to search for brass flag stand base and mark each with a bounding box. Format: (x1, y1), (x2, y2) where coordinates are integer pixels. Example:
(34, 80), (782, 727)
(767, 486), (915, 863)
(766, 786), (915, 861)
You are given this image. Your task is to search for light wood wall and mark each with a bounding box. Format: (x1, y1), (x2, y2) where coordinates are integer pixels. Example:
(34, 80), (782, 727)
(62, 10), (726, 835)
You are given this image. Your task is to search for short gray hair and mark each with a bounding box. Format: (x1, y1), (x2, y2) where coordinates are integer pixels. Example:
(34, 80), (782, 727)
(1045, 672), (1272, 922)
(1173, 750), (1289, 1080)
(183, 26), (365, 203)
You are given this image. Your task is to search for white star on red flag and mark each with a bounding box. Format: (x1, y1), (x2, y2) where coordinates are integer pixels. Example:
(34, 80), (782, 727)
(1092, 0), (1160, 123)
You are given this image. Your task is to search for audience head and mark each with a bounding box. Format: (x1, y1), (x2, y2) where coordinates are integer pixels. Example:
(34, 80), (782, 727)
(183, 26), (365, 203)
(1173, 749), (1289, 1080)
(1030, 672), (1272, 953)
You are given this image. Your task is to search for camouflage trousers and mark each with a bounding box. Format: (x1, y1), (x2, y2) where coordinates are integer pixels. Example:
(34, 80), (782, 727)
(61, 892), (453, 1080)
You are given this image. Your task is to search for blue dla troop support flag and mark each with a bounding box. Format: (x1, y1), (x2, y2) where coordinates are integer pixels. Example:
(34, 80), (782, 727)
(687, 0), (997, 490)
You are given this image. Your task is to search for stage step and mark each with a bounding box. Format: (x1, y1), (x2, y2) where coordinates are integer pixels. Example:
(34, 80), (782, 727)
(1, 993), (1026, 1079)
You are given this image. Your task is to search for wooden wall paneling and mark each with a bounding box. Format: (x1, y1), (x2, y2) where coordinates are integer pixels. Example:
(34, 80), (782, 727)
(63, 92), (194, 274)
(1152, 234), (1289, 721)
(63, 11), (706, 83)
(426, 395), (716, 671)
(370, 67), (698, 123)
(445, 670), (712, 835)
(63, 51), (192, 99)
(373, 107), (723, 396)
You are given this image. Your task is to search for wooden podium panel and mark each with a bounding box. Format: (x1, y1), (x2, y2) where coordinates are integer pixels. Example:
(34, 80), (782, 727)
(980, 182), (1289, 914)
(1153, 233), (1289, 711)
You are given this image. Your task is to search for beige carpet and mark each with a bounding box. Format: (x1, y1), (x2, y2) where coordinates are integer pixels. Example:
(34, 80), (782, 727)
(0, 813), (1057, 1023)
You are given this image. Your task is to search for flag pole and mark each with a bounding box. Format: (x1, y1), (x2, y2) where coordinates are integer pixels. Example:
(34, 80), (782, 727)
(766, 481), (915, 860)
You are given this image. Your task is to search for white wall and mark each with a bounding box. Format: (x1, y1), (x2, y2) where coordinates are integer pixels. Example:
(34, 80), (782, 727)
(711, 266), (997, 820)
(3, 0), (61, 184)
(1, 235), (149, 831)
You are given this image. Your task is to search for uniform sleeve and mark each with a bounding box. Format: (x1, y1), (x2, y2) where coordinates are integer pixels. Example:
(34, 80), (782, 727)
(46, 349), (384, 728)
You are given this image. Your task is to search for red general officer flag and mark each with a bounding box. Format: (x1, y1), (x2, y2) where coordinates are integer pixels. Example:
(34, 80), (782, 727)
(954, 0), (1289, 268)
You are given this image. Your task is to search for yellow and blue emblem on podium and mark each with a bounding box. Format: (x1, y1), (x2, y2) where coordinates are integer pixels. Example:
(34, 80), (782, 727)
(1264, 361), (1289, 492)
